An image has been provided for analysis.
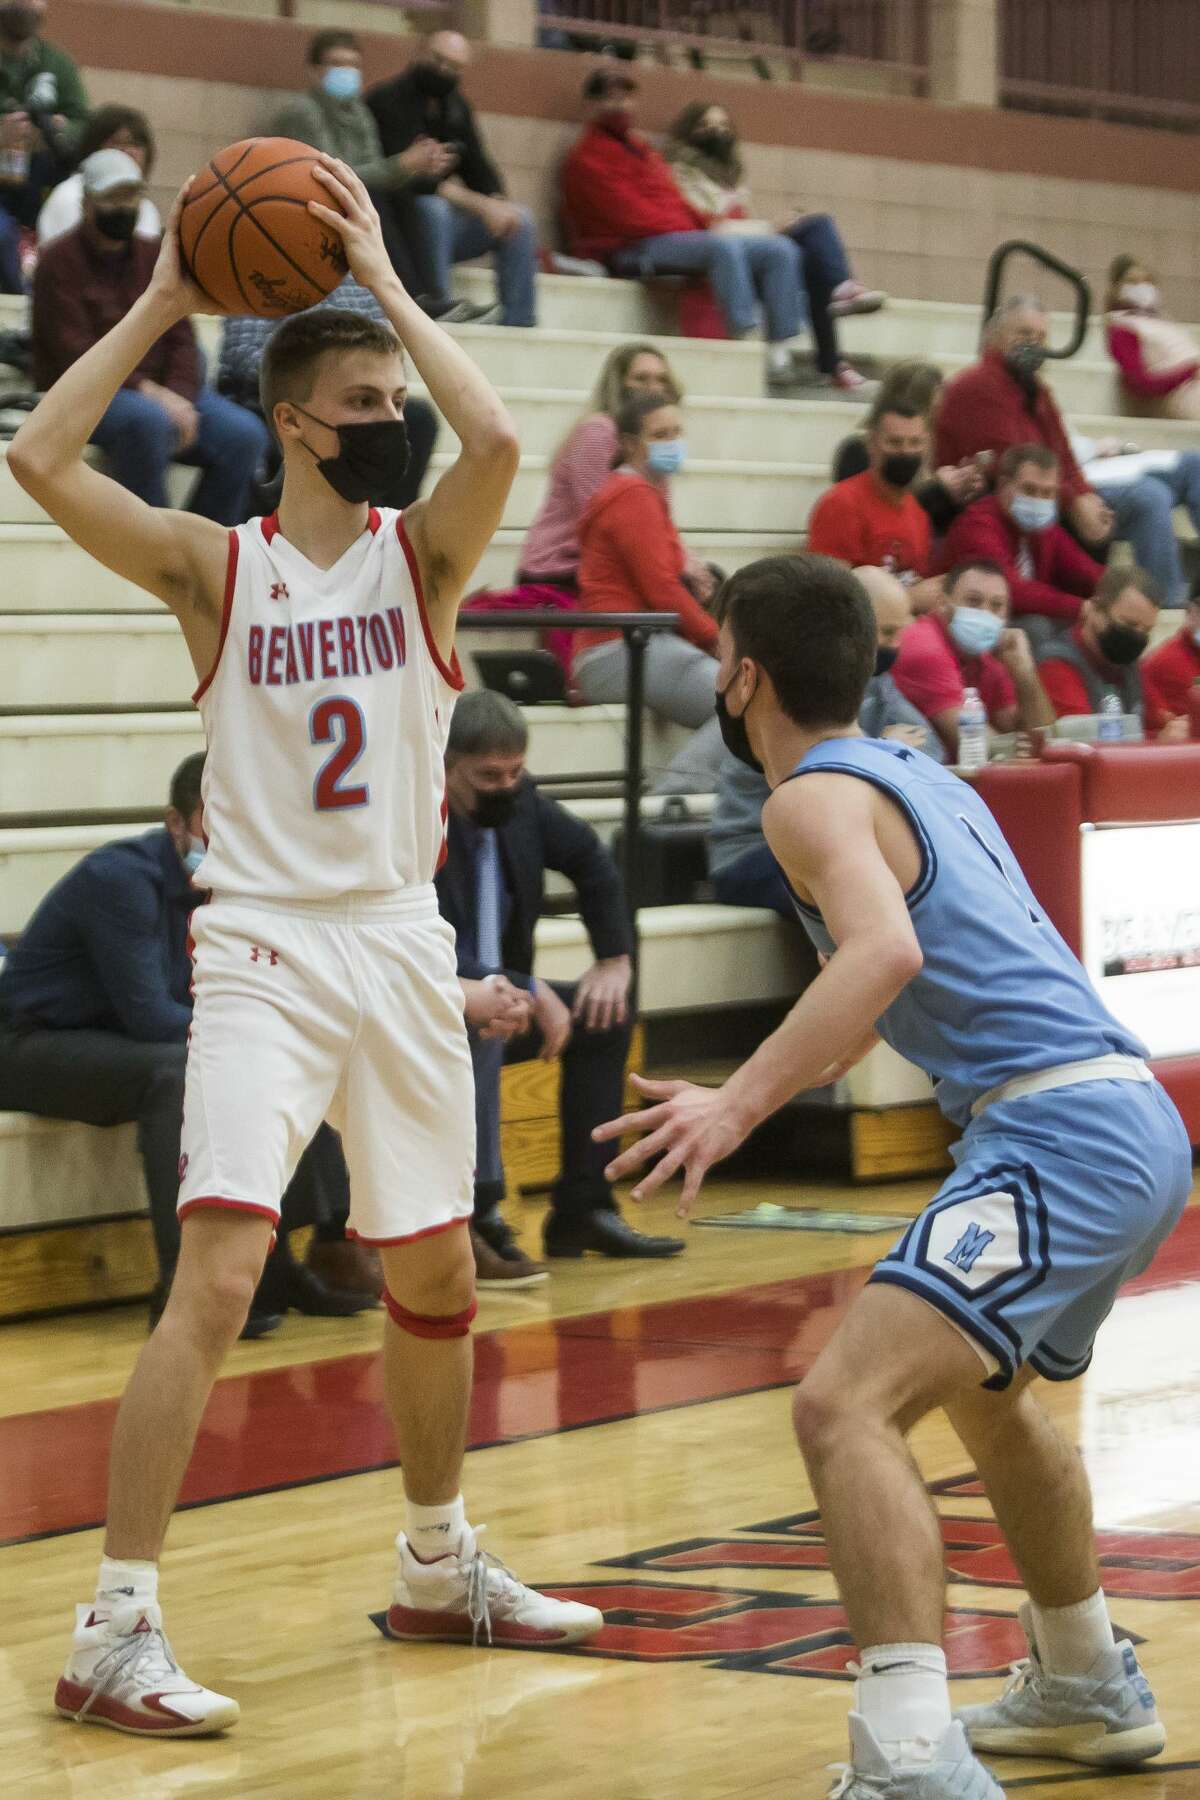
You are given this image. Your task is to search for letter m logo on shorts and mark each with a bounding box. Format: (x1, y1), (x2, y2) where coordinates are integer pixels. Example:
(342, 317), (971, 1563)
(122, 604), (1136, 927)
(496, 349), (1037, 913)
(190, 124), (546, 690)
(945, 1223), (996, 1273)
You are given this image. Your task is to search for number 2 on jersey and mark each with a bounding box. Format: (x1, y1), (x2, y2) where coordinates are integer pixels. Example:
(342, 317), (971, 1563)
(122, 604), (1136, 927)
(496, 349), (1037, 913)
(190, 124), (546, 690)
(310, 697), (369, 811)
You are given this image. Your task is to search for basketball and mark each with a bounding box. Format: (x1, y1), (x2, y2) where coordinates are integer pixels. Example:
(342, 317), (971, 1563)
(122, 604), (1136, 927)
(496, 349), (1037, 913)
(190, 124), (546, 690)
(178, 137), (350, 317)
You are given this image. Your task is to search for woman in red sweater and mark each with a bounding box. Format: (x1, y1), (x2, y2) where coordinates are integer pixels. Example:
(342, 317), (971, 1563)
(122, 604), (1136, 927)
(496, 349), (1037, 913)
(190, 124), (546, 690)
(573, 392), (723, 792)
(1105, 254), (1200, 421)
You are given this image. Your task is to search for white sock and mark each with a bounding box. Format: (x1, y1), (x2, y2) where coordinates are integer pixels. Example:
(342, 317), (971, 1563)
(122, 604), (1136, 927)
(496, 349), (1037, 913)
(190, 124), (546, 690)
(1030, 1591), (1114, 1676)
(95, 1556), (158, 1610)
(856, 1643), (951, 1766)
(404, 1494), (466, 1563)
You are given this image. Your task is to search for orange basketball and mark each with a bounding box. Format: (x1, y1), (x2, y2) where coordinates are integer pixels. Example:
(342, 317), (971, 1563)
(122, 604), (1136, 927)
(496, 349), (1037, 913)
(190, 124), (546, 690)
(178, 137), (350, 317)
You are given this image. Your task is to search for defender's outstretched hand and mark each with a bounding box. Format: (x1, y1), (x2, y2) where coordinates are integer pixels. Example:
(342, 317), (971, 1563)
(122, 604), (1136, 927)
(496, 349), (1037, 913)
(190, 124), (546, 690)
(592, 1074), (751, 1217)
(310, 155), (395, 297)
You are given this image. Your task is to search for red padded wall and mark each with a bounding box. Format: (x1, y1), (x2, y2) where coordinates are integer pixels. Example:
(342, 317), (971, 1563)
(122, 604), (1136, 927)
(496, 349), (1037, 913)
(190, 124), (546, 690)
(973, 760), (1084, 954)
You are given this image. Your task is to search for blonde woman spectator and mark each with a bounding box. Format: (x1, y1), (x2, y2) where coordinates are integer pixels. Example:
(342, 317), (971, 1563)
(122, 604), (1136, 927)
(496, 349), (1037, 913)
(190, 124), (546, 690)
(518, 340), (713, 601)
(1106, 254), (1200, 421)
(665, 100), (884, 392)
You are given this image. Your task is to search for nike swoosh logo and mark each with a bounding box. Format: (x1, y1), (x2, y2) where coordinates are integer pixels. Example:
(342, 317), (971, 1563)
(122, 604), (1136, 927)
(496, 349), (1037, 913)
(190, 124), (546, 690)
(870, 1662), (920, 1673)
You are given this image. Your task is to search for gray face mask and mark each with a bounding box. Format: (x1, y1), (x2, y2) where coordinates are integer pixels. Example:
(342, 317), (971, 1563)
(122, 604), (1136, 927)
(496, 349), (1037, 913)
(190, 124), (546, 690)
(1004, 342), (1048, 385)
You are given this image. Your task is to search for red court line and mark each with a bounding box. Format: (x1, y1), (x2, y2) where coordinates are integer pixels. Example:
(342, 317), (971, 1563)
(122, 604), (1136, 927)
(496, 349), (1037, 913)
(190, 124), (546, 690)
(3, 1207), (1197, 1549)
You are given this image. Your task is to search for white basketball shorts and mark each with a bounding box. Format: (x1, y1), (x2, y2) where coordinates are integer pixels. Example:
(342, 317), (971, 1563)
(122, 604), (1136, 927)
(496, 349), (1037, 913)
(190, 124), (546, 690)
(176, 885), (475, 1245)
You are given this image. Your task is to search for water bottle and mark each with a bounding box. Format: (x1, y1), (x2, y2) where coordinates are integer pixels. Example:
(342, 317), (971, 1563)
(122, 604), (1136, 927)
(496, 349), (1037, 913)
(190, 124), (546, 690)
(958, 687), (988, 771)
(1098, 693), (1124, 742)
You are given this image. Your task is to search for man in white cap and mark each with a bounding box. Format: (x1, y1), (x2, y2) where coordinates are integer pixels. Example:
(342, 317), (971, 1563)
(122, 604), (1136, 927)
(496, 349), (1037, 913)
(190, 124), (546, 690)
(30, 148), (270, 523)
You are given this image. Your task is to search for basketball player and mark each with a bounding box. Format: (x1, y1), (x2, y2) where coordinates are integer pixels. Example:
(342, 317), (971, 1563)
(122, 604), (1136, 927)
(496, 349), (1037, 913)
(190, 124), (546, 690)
(9, 155), (601, 1738)
(596, 554), (1189, 1798)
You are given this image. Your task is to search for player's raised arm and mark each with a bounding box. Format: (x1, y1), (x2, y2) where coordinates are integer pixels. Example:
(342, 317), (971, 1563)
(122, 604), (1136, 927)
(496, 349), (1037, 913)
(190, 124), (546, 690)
(6, 191), (230, 669)
(594, 774), (922, 1213)
(307, 155), (519, 659)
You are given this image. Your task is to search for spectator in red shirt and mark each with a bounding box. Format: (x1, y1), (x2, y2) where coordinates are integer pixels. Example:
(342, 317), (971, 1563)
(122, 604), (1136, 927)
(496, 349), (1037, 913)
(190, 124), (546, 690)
(573, 390), (722, 791)
(1105, 254), (1200, 421)
(1036, 565), (1187, 742)
(936, 292), (1196, 606)
(31, 150), (268, 522)
(807, 403), (932, 580)
(559, 69), (808, 391)
(1141, 580), (1200, 736)
(938, 444), (1102, 644)
(892, 558), (1054, 760)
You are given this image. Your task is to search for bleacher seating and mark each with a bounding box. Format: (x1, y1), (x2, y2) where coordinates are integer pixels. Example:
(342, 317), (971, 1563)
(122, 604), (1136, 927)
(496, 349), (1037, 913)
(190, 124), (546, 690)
(4, 259), (1198, 1286)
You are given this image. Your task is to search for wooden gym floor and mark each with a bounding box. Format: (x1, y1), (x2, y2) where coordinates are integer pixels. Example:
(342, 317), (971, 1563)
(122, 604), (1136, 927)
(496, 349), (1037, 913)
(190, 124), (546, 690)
(2, 1174), (1198, 1799)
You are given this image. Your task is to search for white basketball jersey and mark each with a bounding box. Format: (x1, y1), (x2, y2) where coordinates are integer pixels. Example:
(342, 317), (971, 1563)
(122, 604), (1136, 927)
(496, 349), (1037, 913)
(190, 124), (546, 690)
(193, 508), (462, 901)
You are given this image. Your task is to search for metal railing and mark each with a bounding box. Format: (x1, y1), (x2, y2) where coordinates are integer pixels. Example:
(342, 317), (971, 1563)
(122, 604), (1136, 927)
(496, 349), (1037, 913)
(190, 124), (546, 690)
(539, 0), (927, 82)
(1000, 0), (1200, 132)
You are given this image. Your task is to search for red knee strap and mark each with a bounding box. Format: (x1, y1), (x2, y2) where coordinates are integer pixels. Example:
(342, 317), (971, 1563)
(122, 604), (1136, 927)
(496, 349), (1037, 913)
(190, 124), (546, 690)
(384, 1289), (477, 1338)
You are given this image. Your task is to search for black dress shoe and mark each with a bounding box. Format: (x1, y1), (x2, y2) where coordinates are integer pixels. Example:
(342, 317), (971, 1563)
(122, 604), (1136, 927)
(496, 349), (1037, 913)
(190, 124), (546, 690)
(543, 1210), (685, 1259)
(255, 1261), (375, 1317)
(146, 1286), (282, 1339)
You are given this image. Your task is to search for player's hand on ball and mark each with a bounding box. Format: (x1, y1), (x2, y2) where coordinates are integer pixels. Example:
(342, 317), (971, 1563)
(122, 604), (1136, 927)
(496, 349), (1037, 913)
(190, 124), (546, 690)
(310, 155), (395, 296)
(149, 185), (218, 317)
(593, 1074), (748, 1216)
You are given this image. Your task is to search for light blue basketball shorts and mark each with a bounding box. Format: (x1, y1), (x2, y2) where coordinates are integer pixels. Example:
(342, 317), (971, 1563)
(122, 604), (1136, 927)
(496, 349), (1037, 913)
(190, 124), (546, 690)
(871, 1075), (1192, 1389)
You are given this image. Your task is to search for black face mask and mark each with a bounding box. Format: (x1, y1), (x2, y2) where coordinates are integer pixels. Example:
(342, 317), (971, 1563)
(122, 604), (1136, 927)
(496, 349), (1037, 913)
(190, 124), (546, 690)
(93, 206), (139, 243)
(715, 678), (762, 773)
(0, 3), (39, 40)
(413, 62), (458, 99)
(1097, 622), (1149, 667)
(692, 128), (734, 157)
(880, 452), (922, 489)
(874, 645), (899, 678)
(472, 786), (519, 828)
(294, 408), (411, 507)
(1004, 343), (1048, 387)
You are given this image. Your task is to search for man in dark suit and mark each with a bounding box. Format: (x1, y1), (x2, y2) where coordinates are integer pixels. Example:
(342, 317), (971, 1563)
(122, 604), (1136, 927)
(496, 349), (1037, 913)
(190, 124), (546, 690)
(0, 752), (378, 1328)
(438, 690), (684, 1282)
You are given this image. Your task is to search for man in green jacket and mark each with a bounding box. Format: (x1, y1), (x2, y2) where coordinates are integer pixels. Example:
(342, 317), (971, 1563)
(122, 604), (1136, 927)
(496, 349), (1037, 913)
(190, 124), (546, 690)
(1, 0), (88, 289)
(272, 28), (487, 319)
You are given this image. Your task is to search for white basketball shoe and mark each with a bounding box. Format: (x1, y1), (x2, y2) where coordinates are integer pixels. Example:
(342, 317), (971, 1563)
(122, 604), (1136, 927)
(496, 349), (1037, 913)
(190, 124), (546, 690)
(828, 1715), (1003, 1798)
(55, 1601), (239, 1736)
(955, 1602), (1166, 1766)
(373, 1523), (604, 1648)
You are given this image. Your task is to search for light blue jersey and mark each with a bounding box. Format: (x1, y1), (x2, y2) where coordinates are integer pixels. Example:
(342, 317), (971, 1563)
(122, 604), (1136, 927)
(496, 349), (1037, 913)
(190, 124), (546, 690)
(779, 735), (1189, 1387)
(782, 736), (1145, 1128)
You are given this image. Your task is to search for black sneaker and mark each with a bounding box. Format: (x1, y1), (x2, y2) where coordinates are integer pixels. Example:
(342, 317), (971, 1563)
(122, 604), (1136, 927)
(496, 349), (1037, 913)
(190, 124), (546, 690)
(473, 1209), (524, 1263)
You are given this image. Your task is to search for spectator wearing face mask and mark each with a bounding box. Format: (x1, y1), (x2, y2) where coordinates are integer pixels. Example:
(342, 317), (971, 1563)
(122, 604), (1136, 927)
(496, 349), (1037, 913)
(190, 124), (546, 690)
(663, 101), (883, 392)
(708, 563), (940, 915)
(1140, 578), (1200, 739)
(935, 293), (1194, 604)
(560, 69), (809, 393)
(31, 150), (270, 523)
(938, 444), (1102, 647)
(273, 29), (456, 309)
(892, 559), (1054, 760)
(1106, 254), (1200, 422)
(36, 103), (159, 246)
(574, 390), (724, 794)
(1, 0), (88, 287)
(1037, 566), (1185, 742)
(829, 358), (986, 536)
(367, 31), (539, 328)
(806, 401), (932, 581)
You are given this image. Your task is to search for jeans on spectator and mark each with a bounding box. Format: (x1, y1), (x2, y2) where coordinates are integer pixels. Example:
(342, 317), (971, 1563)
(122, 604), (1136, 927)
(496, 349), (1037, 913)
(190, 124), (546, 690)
(91, 385), (271, 525)
(610, 231), (805, 342)
(781, 213), (852, 375)
(411, 194), (538, 327)
(0, 202), (22, 293)
(0, 1023), (348, 1287)
(471, 978), (633, 1221)
(710, 843), (796, 917)
(575, 634), (726, 793)
(1091, 453), (1200, 603)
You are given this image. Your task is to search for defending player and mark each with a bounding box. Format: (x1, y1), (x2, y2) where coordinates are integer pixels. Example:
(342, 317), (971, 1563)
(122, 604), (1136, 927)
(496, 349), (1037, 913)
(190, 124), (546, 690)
(9, 156), (601, 1738)
(596, 554), (1189, 1798)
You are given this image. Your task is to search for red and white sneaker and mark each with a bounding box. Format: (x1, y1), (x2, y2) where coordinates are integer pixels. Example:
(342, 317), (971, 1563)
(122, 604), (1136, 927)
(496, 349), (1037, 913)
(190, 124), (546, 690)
(55, 1601), (239, 1737)
(826, 362), (876, 392)
(829, 280), (888, 317)
(372, 1524), (603, 1649)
